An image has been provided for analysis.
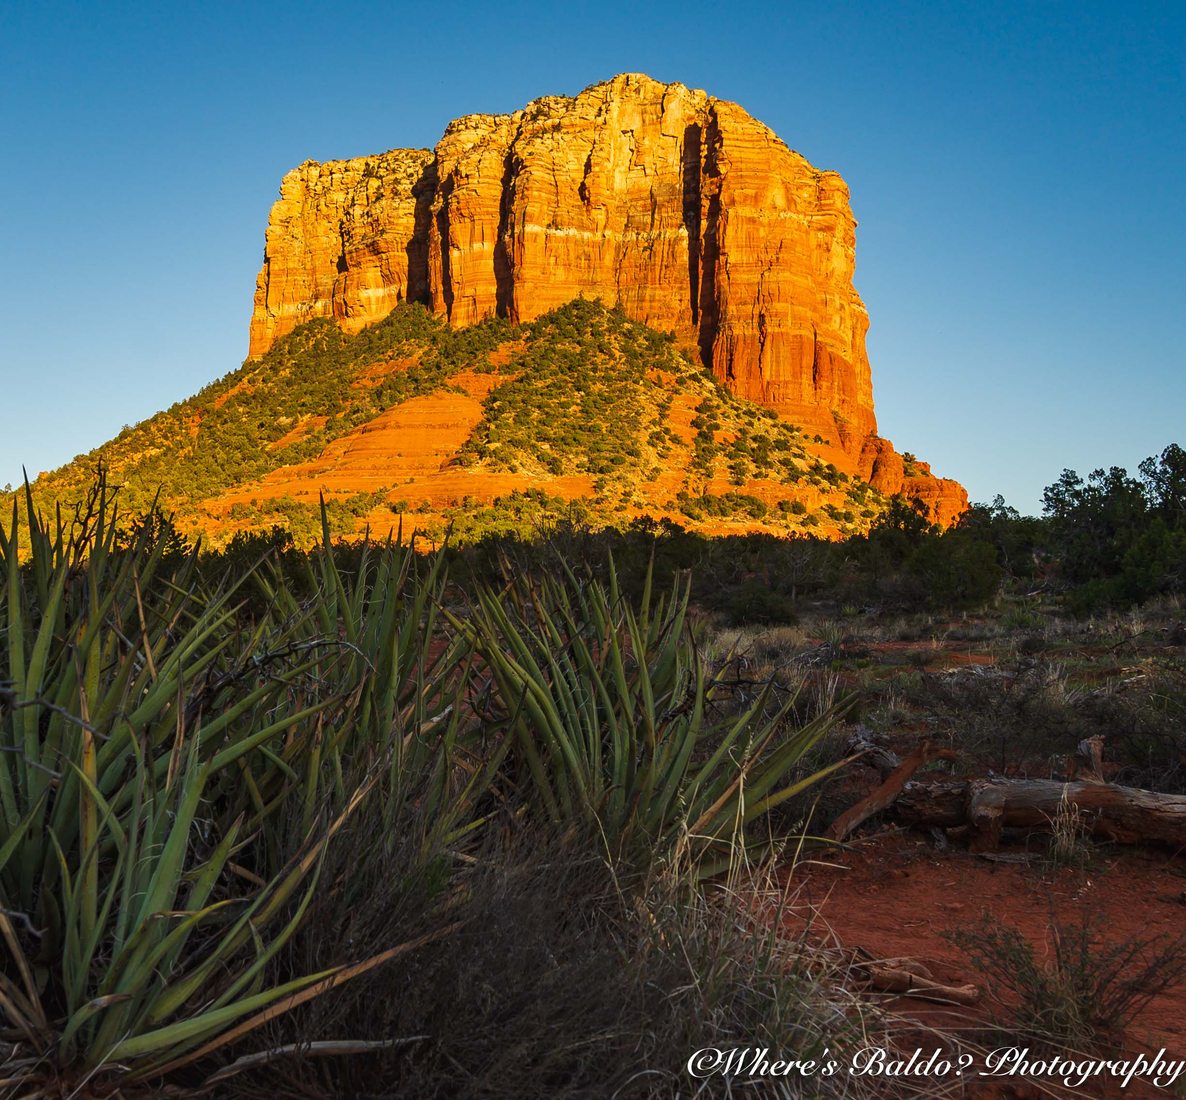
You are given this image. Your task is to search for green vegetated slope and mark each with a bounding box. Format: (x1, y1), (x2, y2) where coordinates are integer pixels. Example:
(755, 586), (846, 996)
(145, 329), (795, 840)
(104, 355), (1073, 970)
(30, 299), (885, 544)
(33, 306), (511, 514)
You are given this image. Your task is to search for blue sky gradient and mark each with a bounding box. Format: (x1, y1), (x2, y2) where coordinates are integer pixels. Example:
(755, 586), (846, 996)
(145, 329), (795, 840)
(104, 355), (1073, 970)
(1, 0), (1182, 513)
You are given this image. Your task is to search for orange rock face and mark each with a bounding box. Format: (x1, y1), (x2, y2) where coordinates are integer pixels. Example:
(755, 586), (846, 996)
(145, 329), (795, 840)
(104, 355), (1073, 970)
(248, 73), (965, 522)
(249, 149), (435, 357)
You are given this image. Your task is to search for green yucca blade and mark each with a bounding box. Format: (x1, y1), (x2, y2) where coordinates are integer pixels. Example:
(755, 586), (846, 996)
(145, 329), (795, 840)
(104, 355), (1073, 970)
(106, 967), (338, 1065)
(734, 733), (818, 809)
(48, 830), (82, 1004)
(21, 479), (50, 600)
(684, 706), (803, 841)
(57, 994), (133, 1060)
(137, 898), (243, 997)
(113, 729), (148, 953)
(737, 702), (849, 808)
(492, 682), (562, 819)
(201, 849), (328, 1018)
(439, 726), (510, 849)
(685, 688), (773, 796)
(254, 742), (300, 784)
(208, 699), (338, 773)
(133, 920), (463, 1081)
(184, 815), (244, 913)
(128, 747), (207, 934)
(145, 778), (375, 1025)
(4, 499), (29, 829)
(77, 704), (100, 961)
(740, 754), (855, 825)
(0, 786), (48, 881)
(19, 554), (69, 781)
(637, 552), (655, 638)
(74, 859), (130, 1025)
(625, 605), (658, 745)
(649, 694), (706, 833)
(300, 712), (325, 834)
(104, 835), (245, 1014)
(60, 805), (124, 1015)
(565, 626), (625, 780)
(488, 643), (587, 817)
(316, 499), (355, 638)
(535, 617), (597, 782)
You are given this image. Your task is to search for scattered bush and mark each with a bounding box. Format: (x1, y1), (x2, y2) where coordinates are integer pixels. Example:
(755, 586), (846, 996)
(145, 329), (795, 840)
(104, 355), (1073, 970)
(949, 914), (1186, 1048)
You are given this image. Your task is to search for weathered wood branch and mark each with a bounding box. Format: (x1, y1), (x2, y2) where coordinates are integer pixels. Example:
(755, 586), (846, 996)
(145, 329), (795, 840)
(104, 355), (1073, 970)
(896, 776), (1186, 849)
(892, 779), (969, 828)
(847, 951), (980, 1005)
(860, 964), (980, 1005)
(828, 739), (957, 842)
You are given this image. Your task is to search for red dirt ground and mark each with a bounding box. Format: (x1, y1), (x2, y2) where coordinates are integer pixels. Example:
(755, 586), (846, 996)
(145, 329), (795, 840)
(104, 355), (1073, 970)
(781, 832), (1186, 1098)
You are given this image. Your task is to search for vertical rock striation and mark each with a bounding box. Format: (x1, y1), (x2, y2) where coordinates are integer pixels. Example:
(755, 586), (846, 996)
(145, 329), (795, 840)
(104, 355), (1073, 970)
(248, 74), (965, 521)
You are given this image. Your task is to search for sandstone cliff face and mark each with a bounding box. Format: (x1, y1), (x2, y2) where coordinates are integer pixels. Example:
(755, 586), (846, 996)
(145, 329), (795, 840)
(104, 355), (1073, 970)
(250, 148), (435, 356)
(248, 74), (965, 522)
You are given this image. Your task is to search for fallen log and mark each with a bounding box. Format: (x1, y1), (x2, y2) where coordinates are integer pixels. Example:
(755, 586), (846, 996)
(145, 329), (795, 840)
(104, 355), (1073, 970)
(894, 779), (969, 828)
(896, 776), (1186, 850)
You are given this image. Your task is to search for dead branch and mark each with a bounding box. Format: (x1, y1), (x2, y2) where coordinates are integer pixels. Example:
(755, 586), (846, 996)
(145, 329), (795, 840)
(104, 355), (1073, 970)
(847, 950), (980, 1005)
(827, 739), (957, 842)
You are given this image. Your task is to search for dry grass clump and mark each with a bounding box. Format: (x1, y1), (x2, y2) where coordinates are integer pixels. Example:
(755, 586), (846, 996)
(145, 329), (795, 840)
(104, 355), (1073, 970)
(216, 828), (887, 1099)
(1046, 790), (1093, 870)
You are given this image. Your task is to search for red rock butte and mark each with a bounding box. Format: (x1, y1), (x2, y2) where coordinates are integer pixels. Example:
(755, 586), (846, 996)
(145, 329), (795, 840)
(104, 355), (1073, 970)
(248, 73), (966, 523)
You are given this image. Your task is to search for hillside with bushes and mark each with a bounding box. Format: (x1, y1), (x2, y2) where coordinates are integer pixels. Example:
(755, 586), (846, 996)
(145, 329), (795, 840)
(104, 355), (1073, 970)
(27, 299), (905, 546)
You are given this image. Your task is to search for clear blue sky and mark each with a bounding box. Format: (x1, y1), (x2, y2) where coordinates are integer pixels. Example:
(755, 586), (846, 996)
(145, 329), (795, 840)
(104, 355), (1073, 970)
(1, 1), (1182, 514)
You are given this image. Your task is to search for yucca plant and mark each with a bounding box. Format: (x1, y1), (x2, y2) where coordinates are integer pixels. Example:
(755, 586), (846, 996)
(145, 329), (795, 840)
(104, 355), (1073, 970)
(452, 557), (849, 875)
(253, 508), (502, 865)
(0, 479), (352, 932)
(0, 751), (391, 1094)
(0, 481), (482, 1092)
